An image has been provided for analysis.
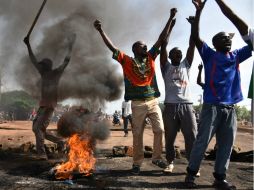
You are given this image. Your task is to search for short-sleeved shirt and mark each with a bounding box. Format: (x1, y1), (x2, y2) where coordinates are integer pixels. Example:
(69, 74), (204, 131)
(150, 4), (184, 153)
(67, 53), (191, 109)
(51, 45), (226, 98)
(198, 42), (252, 104)
(113, 46), (160, 100)
(161, 58), (192, 103)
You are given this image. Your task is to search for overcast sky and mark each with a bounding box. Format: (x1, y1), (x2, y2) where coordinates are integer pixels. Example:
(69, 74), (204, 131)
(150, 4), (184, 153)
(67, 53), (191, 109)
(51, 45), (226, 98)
(0, 0), (253, 114)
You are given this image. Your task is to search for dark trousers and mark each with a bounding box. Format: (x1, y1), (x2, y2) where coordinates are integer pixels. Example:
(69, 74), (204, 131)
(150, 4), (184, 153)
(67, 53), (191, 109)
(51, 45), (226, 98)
(163, 103), (197, 162)
(123, 115), (132, 134)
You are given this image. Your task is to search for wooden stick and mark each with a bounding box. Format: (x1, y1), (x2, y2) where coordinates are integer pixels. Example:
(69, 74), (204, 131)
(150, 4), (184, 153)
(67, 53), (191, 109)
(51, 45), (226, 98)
(26, 0), (47, 37)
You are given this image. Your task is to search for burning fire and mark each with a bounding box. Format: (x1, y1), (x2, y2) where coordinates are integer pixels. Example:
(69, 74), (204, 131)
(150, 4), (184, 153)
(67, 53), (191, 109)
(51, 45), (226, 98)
(55, 133), (96, 180)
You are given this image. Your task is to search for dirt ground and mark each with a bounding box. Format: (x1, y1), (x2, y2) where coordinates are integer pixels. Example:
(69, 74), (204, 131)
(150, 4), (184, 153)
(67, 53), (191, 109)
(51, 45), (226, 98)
(0, 121), (253, 190)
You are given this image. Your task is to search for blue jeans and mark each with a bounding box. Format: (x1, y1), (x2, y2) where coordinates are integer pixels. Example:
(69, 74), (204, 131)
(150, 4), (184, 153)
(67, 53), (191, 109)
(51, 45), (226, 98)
(187, 103), (237, 180)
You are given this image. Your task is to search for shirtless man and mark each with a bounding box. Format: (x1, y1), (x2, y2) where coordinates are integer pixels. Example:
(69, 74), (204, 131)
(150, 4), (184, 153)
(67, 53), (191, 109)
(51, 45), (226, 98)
(23, 34), (76, 160)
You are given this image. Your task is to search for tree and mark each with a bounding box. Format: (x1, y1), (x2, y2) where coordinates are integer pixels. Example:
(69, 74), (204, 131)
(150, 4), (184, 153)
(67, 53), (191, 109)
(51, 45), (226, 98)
(0, 90), (37, 120)
(235, 105), (251, 122)
(193, 104), (251, 122)
(193, 104), (203, 114)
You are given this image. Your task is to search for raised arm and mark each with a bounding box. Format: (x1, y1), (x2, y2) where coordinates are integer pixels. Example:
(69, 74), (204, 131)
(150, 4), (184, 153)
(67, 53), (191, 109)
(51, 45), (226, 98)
(23, 36), (41, 72)
(215, 0), (248, 36)
(160, 18), (176, 67)
(197, 63), (204, 88)
(94, 20), (118, 53)
(154, 8), (177, 50)
(185, 16), (196, 66)
(57, 33), (76, 72)
(191, 0), (207, 50)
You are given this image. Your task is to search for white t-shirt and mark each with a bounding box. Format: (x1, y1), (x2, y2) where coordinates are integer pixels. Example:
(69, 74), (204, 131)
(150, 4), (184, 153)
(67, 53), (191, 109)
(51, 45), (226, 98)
(161, 58), (192, 103)
(122, 101), (132, 117)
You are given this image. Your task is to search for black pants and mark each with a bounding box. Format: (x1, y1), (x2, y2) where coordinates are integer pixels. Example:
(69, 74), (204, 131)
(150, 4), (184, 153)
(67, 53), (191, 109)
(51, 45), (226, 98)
(123, 115), (132, 134)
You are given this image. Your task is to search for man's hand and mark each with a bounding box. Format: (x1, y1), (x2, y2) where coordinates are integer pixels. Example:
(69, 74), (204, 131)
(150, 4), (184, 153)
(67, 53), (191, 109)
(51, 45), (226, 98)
(198, 64), (203, 71)
(186, 16), (195, 24)
(192, 0), (207, 11)
(170, 8), (177, 19)
(23, 36), (30, 45)
(94, 20), (102, 32)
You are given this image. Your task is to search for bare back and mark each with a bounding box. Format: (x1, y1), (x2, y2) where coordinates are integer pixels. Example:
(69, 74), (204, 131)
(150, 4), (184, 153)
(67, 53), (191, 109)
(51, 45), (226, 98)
(39, 69), (63, 108)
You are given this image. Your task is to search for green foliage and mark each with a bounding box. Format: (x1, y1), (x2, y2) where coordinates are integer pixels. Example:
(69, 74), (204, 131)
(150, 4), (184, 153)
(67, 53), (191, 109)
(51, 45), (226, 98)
(193, 104), (203, 114)
(0, 90), (37, 120)
(235, 105), (251, 122)
(193, 104), (251, 122)
(151, 102), (251, 122)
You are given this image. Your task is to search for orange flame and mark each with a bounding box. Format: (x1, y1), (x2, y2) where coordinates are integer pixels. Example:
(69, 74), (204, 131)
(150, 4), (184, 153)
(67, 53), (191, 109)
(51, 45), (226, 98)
(55, 134), (96, 179)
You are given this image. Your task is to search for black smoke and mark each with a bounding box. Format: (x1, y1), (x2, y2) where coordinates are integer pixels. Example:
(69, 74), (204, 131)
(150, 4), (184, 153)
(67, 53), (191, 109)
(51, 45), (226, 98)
(0, 0), (178, 109)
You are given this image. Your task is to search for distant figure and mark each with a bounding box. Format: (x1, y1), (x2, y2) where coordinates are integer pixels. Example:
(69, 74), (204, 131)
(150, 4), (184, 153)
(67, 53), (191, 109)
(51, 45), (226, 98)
(8, 110), (14, 122)
(185, 0), (252, 189)
(23, 34), (76, 160)
(112, 110), (121, 126)
(29, 108), (37, 121)
(122, 100), (132, 137)
(93, 7), (177, 174)
(97, 108), (103, 115)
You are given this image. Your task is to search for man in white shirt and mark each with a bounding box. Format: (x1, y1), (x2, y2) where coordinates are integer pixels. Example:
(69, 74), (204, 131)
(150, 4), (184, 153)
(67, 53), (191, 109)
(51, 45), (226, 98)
(160, 11), (197, 174)
(122, 100), (132, 137)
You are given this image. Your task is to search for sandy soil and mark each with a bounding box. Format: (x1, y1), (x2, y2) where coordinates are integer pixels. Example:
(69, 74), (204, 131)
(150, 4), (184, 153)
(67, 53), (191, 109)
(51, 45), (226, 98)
(0, 121), (253, 190)
(0, 120), (253, 152)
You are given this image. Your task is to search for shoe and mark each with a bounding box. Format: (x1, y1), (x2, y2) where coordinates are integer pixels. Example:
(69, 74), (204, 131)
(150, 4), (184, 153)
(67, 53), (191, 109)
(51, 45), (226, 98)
(164, 162), (174, 173)
(124, 133), (128, 137)
(185, 174), (197, 188)
(213, 179), (236, 190)
(152, 160), (167, 169)
(195, 169), (201, 177)
(131, 164), (140, 175)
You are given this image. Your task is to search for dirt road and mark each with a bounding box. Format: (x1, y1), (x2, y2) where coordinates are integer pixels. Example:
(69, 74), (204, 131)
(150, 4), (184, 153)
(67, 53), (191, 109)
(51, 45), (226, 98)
(0, 121), (253, 189)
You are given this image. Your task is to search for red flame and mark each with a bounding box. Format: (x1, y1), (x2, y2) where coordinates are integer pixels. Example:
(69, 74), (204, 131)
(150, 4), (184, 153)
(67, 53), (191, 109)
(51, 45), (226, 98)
(55, 134), (96, 179)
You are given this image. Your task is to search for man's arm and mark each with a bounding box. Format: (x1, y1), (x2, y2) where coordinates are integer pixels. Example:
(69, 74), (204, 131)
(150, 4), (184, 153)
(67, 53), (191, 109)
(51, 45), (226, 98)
(57, 33), (76, 72)
(185, 16), (196, 66)
(190, 0), (207, 50)
(154, 8), (177, 50)
(160, 18), (176, 67)
(197, 63), (205, 88)
(23, 36), (41, 72)
(215, 0), (248, 36)
(122, 108), (124, 119)
(94, 20), (118, 53)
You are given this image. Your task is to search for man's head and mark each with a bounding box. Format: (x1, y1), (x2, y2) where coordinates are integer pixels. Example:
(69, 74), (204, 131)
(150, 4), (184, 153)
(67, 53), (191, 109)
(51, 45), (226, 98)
(169, 47), (182, 65)
(39, 58), (53, 72)
(212, 32), (234, 53)
(132, 41), (147, 58)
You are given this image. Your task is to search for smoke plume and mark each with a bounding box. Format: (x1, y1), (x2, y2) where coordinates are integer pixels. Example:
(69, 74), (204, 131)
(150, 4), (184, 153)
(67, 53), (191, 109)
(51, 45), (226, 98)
(0, 0), (179, 108)
(57, 109), (110, 140)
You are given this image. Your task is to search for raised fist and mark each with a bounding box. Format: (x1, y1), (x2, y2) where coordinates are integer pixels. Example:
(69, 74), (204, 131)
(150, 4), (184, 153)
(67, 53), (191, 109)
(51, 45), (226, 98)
(94, 20), (102, 31)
